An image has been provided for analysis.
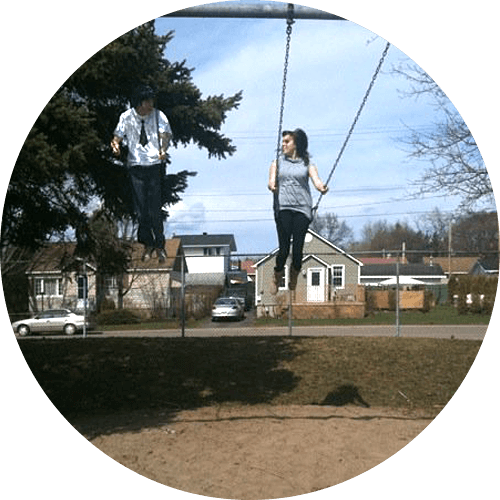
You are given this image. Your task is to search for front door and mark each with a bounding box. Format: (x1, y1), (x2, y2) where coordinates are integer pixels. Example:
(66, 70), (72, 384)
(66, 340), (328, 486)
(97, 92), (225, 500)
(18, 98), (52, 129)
(307, 268), (325, 302)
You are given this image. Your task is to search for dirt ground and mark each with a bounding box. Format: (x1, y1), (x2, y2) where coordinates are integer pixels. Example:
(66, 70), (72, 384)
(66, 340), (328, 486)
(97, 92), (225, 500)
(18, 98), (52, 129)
(75, 404), (433, 500)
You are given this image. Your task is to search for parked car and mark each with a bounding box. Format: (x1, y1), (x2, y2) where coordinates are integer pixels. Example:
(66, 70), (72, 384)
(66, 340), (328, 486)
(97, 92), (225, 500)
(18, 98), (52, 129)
(212, 297), (244, 322)
(227, 296), (245, 310)
(12, 309), (94, 336)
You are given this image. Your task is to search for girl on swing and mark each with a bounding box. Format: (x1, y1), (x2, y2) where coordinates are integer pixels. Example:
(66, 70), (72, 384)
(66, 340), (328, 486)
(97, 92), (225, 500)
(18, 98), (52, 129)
(268, 128), (328, 294)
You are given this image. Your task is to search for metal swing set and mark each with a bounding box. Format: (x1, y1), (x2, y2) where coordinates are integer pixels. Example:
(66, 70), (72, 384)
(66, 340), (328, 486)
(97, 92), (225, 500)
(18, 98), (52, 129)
(167, 2), (391, 336)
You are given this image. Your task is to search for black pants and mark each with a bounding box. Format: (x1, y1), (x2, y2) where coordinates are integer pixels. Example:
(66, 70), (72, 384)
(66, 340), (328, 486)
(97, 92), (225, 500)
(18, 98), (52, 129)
(129, 164), (165, 249)
(275, 210), (311, 272)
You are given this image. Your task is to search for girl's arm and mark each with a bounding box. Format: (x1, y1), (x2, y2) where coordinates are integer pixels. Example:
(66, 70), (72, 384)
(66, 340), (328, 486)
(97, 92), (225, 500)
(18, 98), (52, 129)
(309, 164), (328, 194)
(268, 160), (277, 192)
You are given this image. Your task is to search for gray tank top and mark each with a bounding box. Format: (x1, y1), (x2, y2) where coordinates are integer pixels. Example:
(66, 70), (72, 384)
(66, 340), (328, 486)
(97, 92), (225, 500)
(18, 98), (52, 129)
(276, 155), (313, 220)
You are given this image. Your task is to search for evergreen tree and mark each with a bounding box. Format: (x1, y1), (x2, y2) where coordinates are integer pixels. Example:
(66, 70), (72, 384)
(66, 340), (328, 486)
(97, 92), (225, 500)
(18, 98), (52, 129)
(2, 21), (242, 252)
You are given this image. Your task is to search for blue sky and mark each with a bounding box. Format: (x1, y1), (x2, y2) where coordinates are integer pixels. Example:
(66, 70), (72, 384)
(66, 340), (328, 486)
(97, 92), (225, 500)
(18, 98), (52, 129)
(152, 2), (492, 255)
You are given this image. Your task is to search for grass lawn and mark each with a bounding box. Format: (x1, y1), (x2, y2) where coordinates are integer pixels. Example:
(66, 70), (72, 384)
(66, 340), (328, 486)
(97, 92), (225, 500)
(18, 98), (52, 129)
(18, 335), (482, 419)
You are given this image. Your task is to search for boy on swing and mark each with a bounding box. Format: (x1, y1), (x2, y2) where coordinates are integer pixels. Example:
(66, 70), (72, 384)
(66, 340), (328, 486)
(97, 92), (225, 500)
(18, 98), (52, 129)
(111, 85), (172, 262)
(268, 128), (328, 294)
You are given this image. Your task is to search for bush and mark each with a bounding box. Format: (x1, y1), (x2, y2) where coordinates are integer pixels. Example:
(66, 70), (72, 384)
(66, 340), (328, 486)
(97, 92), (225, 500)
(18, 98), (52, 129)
(96, 309), (142, 325)
(452, 276), (497, 315)
(99, 297), (116, 312)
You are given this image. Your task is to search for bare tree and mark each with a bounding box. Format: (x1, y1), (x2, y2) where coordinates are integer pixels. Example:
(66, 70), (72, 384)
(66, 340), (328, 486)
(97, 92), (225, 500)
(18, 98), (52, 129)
(394, 62), (493, 210)
(310, 212), (354, 248)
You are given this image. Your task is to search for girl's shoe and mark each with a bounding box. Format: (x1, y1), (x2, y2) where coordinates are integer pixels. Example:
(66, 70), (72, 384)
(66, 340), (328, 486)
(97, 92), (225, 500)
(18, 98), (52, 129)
(270, 269), (284, 295)
(289, 267), (300, 290)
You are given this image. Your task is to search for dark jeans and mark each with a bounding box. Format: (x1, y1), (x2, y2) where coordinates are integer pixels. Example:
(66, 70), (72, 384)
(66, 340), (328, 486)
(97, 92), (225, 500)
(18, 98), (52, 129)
(129, 164), (165, 249)
(275, 210), (311, 272)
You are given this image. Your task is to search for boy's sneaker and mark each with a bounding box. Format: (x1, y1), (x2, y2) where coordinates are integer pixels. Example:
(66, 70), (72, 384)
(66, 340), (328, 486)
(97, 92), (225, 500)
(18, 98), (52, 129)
(141, 247), (154, 262)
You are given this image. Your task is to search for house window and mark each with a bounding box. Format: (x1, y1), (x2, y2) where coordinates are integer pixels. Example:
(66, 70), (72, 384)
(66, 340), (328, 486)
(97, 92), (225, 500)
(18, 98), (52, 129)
(204, 247), (221, 256)
(78, 276), (88, 299)
(311, 271), (321, 287)
(103, 275), (117, 292)
(331, 266), (344, 288)
(35, 278), (62, 296)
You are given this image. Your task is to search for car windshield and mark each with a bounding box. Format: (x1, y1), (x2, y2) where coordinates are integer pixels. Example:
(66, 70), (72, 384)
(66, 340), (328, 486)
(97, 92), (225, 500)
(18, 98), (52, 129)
(215, 299), (236, 306)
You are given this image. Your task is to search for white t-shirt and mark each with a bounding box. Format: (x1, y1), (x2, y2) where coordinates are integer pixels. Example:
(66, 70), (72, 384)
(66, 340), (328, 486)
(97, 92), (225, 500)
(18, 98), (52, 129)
(114, 107), (172, 166)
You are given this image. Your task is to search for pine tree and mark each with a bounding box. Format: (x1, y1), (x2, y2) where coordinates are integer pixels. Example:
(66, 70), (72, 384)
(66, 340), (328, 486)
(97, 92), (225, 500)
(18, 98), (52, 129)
(2, 21), (242, 252)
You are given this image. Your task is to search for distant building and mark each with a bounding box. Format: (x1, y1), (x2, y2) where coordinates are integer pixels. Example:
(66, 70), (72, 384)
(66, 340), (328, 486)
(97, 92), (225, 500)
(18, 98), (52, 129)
(175, 233), (237, 286)
(255, 229), (365, 319)
(24, 239), (186, 316)
(360, 263), (447, 287)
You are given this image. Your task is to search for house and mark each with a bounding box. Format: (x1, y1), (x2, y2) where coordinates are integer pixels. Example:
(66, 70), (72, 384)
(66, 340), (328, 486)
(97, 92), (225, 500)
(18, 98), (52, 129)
(469, 256), (499, 276)
(360, 263), (447, 287)
(238, 259), (256, 283)
(26, 242), (97, 313)
(255, 229), (364, 319)
(119, 239), (186, 316)
(175, 232), (237, 286)
(423, 255), (499, 277)
(423, 256), (480, 277)
(25, 239), (186, 317)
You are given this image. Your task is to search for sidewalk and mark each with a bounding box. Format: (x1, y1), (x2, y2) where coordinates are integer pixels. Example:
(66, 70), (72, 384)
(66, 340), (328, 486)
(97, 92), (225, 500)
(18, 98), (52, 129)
(99, 324), (488, 340)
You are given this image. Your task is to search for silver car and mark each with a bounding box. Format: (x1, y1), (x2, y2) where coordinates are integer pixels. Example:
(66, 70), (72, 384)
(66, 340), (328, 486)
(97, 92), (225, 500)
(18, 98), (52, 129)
(12, 309), (92, 336)
(211, 297), (244, 322)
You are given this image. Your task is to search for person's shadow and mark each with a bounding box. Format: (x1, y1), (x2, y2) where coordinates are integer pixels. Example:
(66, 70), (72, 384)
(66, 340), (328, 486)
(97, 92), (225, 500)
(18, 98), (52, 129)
(320, 384), (370, 408)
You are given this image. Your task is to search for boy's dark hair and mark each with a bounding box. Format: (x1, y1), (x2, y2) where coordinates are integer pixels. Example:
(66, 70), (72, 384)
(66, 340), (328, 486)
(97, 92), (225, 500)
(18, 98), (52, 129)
(132, 84), (156, 108)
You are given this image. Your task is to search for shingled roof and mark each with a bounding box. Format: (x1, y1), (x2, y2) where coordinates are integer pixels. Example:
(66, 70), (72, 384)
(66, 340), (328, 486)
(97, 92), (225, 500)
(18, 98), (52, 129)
(27, 239), (184, 274)
(175, 233), (236, 251)
(361, 263), (445, 277)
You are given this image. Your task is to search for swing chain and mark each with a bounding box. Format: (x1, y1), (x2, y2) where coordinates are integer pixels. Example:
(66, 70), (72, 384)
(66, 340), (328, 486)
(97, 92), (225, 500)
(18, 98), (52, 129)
(275, 4), (295, 162)
(312, 41), (391, 216)
(274, 4), (295, 218)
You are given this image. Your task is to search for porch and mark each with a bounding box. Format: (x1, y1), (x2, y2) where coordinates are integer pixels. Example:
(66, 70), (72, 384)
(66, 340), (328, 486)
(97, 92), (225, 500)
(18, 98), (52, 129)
(256, 285), (366, 319)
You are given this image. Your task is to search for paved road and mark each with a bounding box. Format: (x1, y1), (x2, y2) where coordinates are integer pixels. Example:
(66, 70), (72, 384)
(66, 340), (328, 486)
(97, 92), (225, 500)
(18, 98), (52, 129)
(99, 323), (488, 340)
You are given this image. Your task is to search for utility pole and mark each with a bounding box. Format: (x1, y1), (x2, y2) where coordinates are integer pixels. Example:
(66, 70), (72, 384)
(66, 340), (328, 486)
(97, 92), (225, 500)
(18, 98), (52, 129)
(395, 253), (401, 337)
(448, 218), (453, 279)
(181, 256), (186, 338)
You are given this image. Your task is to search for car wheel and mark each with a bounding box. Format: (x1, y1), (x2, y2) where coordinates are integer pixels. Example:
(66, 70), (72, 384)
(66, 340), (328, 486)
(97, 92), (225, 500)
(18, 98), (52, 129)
(64, 324), (76, 335)
(17, 324), (30, 336)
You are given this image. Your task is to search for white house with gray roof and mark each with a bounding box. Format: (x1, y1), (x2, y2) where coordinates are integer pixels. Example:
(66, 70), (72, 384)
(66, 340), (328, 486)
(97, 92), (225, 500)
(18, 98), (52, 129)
(175, 233), (237, 286)
(254, 230), (364, 318)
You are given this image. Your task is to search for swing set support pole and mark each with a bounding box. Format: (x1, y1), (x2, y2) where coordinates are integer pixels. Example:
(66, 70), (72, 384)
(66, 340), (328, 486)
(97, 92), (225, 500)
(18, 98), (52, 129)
(163, 3), (345, 20)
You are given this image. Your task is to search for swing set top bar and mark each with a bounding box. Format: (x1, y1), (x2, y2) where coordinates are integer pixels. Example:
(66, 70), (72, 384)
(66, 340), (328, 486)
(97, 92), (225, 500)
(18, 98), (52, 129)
(162, 2), (345, 20)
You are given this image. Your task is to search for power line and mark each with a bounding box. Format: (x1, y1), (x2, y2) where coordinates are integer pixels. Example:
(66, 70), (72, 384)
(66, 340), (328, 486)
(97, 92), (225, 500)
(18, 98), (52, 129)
(167, 208), (457, 225)
(224, 125), (434, 140)
(171, 193), (451, 214)
(181, 184), (408, 197)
